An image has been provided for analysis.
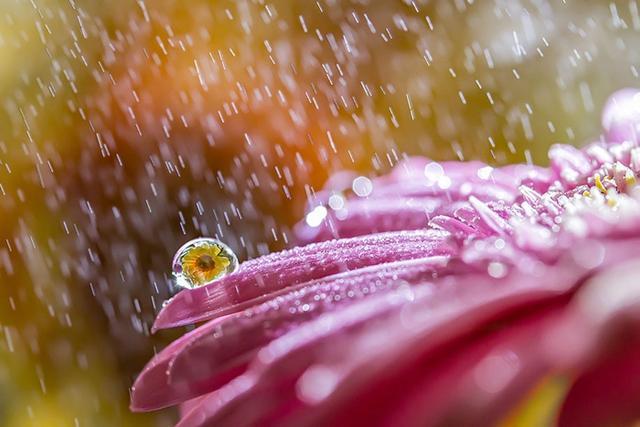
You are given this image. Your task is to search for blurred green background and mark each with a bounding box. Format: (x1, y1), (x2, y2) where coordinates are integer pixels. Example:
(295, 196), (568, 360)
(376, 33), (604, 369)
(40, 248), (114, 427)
(1, 0), (640, 425)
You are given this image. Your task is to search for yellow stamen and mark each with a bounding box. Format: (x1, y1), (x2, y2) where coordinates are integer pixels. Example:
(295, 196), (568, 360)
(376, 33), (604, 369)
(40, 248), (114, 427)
(594, 173), (606, 193)
(498, 376), (568, 427)
(625, 171), (637, 187)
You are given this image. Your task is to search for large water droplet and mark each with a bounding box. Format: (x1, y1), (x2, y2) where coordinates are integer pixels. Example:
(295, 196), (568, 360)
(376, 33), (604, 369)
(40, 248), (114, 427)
(171, 238), (239, 290)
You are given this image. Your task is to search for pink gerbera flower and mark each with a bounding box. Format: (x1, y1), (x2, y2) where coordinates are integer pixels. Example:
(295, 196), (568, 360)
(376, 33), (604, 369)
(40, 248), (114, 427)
(131, 89), (640, 427)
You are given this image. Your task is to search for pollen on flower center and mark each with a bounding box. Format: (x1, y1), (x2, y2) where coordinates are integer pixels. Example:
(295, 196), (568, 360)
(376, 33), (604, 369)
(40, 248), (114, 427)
(580, 163), (639, 208)
(560, 165), (640, 239)
(196, 255), (216, 270)
(594, 173), (606, 193)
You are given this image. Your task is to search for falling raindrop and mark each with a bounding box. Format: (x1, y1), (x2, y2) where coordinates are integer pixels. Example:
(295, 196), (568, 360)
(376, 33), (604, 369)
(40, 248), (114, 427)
(171, 238), (239, 290)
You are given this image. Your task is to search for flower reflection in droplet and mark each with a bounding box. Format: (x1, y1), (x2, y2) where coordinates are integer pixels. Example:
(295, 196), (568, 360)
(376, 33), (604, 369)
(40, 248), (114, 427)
(172, 238), (239, 290)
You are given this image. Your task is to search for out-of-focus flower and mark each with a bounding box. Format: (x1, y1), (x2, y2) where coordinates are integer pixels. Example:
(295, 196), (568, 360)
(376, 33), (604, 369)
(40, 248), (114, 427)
(131, 89), (640, 427)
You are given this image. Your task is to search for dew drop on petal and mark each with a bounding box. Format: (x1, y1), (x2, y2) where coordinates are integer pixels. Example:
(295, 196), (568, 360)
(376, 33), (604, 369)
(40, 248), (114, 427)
(474, 350), (521, 394)
(296, 365), (340, 405)
(171, 238), (239, 290)
(335, 207), (349, 220)
(477, 166), (494, 180)
(570, 241), (605, 269)
(437, 175), (452, 190)
(424, 162), (444, 184)
(352, 176), (373, 197)
(305, 205), (328, 227)
(488, 261), (507, 279)
(328, 193), (345, 210)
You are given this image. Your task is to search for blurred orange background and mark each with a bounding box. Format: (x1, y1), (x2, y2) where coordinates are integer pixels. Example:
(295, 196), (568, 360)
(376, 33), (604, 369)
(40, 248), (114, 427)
(2, 1), (640, 425)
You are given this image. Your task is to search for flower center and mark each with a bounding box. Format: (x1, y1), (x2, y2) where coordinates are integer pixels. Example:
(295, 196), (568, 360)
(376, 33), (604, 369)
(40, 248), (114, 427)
(579, 164), (638, 208)
(196, 254), (217, 271)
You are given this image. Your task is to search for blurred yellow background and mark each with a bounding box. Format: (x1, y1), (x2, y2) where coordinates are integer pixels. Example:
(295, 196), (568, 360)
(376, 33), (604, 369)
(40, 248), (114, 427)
(1, 1), (640, 425)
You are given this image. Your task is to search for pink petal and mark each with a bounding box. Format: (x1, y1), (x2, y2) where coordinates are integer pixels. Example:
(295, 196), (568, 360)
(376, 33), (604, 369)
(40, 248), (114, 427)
(602, 88), (640, 144)
(468, 196), (512, 235)
(137, 257), (452, 410)
(429, 215), (477, 238)
(174, 239), (640, 426)
(130, 317), (236, 411)
(558, 340), (640, 427)
(369, 180), (518, 203)
(175, 260), (585, 427)
(154, 230), (455, 330)
(549, 144), (595, 187)
(320, 305), (564, 427)
(167, 257), (452, 386)
(295, 197), (449, 244)
(546, 257), (640, 427)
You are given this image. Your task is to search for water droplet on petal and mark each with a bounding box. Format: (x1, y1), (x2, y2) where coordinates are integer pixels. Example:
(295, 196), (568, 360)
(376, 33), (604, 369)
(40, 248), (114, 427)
(488, 261), (507, 279)
(305, 206), (328, 227)
(171, 238), (239, 290)
(437, 175), (452, 190)
(424, 162), (444, 184)
(352, 176), (373, 197)
(328, 193), (345, 210)
(477, 166), (494, 180)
